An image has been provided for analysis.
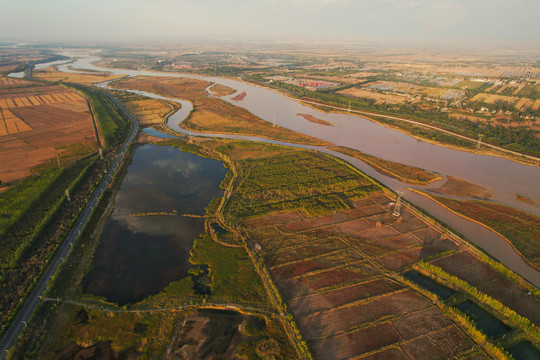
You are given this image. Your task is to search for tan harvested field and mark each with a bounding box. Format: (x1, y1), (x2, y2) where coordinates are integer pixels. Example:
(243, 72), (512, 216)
(121, 98), (178, 126)
(449, 112), (490, 123)
(0, 82), (98, 182)
(338, 87), (410, 104)
(471, 93), (518, 105)
(33, 67), (124, 85)
(515, 97), (534, 110)
(0, 77), (31, 87)
(241, 192), (490, 360)
(532, 99), (540, 111)
(209, 83), (235, 96)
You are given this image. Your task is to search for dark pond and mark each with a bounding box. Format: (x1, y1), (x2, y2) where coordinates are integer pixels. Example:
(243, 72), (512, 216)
(403, 270), (456, 300)
(455, 300), (512, 338)
(506, 341), (540, 360)
(83, 145), (227, 305)
(210, 222), (227, 235)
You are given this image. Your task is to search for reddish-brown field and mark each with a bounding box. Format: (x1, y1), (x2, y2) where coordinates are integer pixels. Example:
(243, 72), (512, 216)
(242, 192), (476, 359)
(0, 80), (98, 182)
(230, 91), (247, 101)
(432, 251), (540, 325)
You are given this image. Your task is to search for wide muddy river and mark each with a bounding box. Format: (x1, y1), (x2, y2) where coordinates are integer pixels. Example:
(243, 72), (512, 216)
(12, 53), (538, 287)
(83, 145), (227, 304)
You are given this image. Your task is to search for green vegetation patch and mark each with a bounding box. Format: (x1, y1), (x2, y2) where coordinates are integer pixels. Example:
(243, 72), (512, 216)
(68, 84), (130, 148)
(0, 158), (93, 270)
(0, 169), (62, 239)
(220, 141), (380, 221)
(190, 233), (268, 305)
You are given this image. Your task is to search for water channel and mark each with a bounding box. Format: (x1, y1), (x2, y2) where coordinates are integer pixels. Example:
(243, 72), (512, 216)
(10, 53), (539, 287)
(83, 144), (227, 305)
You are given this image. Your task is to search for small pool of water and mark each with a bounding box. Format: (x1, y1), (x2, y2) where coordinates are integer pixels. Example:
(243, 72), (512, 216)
(455, 300), (512, 339)
(143, 127), (178, 139)
(506, 341), (540, 360)
(83, 145), (228, 305)
(403, 270), (456, 300)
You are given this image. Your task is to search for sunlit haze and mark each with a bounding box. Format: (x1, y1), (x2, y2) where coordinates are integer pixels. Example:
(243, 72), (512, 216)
(1, 0), (539, 46)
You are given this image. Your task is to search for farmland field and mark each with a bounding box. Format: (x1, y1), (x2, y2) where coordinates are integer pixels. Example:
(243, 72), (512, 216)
(213, 140), (494, 359)
(33, 66), (124, 85)
(112, 91), (178, 126)
(471, 93), (518, 105)
(203, 139), (540, 359)
(338, 87), (410, 104)
(0, 77), (98, 182)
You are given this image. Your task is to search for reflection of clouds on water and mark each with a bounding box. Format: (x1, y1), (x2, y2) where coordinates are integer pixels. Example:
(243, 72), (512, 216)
(111, 214), (204, 248)
(153, 156), (200, 178)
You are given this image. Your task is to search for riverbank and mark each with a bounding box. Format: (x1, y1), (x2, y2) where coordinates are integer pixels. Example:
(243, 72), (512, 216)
(290, 94), (540, 167)
(411, 189), (540, 272)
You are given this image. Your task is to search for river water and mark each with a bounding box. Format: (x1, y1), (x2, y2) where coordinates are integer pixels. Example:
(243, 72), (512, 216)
(11, 54), (539, 287)
(83, 145), (227, 305)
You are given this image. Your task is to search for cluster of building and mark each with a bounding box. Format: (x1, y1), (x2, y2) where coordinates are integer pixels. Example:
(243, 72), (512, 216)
(501, 70), (540, 79)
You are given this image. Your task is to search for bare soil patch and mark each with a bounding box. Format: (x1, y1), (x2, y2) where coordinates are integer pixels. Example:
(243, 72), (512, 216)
(309, 323), (401, 360)
(298, 113), (333, 126)
(231, 91), (247, 101)
(431, 176), (492, 199)
(391, 307), (452, 340)
(400, 325), (472, 360)
(289, 278), (403, 316)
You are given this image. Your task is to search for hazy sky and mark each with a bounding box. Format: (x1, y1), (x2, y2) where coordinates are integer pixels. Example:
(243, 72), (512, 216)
(1, 0), (539, 45)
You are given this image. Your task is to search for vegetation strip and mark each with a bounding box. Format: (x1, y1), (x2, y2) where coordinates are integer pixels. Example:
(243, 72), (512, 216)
(416, 261), (540, 344)
(330, 146), (442, 185)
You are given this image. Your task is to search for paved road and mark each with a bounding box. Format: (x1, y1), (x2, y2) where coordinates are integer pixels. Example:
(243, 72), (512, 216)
(25, 63), (33, 79)
(0, 92), (138, 359)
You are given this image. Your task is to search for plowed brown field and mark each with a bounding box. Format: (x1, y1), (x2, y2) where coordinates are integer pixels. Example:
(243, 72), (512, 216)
(242, 192), (477, 359)
(0, 79), (98, 182)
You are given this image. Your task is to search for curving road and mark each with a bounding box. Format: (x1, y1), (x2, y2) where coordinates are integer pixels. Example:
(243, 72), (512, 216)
(0, 92), (138, 359)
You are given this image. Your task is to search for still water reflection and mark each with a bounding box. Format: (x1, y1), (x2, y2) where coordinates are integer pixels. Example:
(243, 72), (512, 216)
(83, 145), (227, 305)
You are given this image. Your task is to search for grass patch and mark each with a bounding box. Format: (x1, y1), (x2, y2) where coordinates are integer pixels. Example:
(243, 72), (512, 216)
(210, 83), (236, 96)
(330, 145), (441, 185)
(68, 84), (130, 148)
(217, 141), (380, 221)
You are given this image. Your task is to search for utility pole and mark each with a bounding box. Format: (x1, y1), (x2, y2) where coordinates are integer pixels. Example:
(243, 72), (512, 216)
(348, 100), (351, 113)
(65, 189), (71, 202)
(99, 148), (103, 160)
(273, 112), (276, 127)
(392, 192), (403, 217)
(476, 134), (484, 150)
(56, 154), (61, 168)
